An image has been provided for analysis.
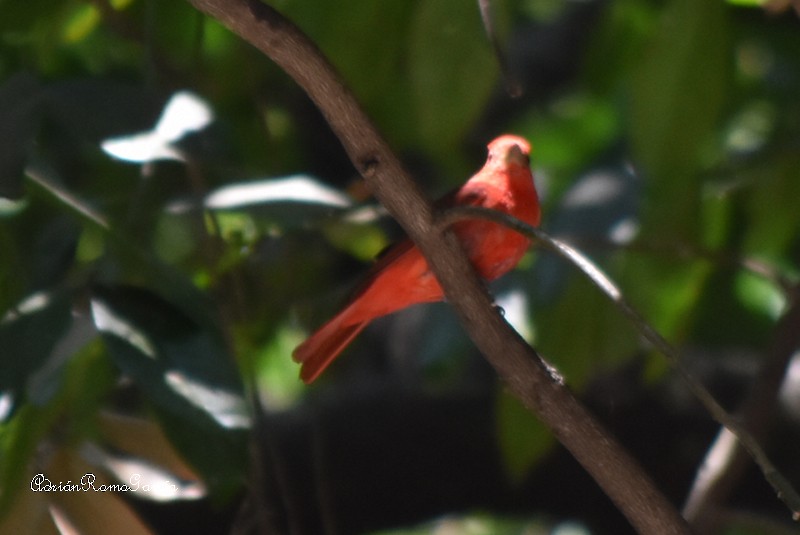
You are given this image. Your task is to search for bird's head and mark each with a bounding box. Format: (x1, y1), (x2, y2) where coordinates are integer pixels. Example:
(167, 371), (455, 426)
(487, 135), (531, 168)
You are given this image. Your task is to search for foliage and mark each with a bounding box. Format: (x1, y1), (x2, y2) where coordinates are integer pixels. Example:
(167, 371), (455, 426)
(1, 0), (800, 533)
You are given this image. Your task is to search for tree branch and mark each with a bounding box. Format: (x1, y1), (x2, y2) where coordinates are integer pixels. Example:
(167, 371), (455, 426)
(682, 288), (800, 531)
(440, 205), (800, 523)
(185, 1), (691, 532)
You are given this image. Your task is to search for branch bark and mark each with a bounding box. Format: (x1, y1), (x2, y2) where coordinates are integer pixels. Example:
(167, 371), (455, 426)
(442, 205), (800, 523)
(185, 1), (691, 532)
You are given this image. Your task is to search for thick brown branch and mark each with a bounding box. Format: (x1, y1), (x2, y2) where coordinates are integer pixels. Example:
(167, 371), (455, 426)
(441, 205), (800, 522)
(185, 1), (691, 532)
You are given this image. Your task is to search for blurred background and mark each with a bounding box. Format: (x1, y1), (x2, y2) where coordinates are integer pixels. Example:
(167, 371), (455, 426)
(1, 0), (800, 533)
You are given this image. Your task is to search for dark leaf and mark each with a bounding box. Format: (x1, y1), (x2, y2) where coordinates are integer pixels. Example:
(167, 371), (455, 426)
(0, 290), (72, 417)
(90, 285), (248, 498)
(0, 73), (42, 200)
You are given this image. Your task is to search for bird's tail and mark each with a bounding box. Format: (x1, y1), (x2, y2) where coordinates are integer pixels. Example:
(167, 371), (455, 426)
(292, 312), (368, 383)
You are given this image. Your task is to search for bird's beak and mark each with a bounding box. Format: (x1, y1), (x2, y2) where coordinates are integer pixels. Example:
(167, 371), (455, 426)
(504, 144), (529, 167)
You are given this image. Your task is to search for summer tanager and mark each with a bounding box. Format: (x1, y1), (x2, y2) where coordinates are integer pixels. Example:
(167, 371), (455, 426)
(293, 134), (540, 383)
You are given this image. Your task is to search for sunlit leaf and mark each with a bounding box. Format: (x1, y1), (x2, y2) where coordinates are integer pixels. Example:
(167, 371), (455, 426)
(101, 91), (213, 163)
(251, 323), (306, 410)
(45, 447), (154, 535)
(90, 286), (248, 497)
(726, 0), (767, 6)
(0, 290), (72, 414)
(205, 175), (351, 210)
(81, 440), (205, 502)
(62, 4), (100, 43)
(735, 270), (785, 321)
(97, 411), (199, 481)
(374, 511), (554, 535)
(0, 197), (28, 217)
(322, 218), (388, 261)
(723, 100), (776, 155)
(193, 175), (355, 234)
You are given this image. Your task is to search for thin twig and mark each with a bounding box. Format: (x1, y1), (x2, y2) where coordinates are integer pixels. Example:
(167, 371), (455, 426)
(26, 160), (110, 230)
(567, 234), (795, 296)
(440, 204), (800, 521)
(477, 0), (522, 98)
(683, 288), (800, 531)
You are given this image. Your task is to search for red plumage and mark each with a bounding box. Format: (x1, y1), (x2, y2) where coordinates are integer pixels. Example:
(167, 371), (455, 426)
(293, 135), (541, 383)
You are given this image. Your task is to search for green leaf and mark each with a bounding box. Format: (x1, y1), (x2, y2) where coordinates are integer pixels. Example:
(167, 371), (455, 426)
(741, 152), (800, 264)
(619, 255), (711, 345)
(322, 219), (388, 261)
(0, 73), (40, 200)
(735, 269), (785, 321)
(62, 4), (100, 43)
(630, 0), (731, 240)
(495, 387), (553, 483)
(408, 0), (498, 155)
(276, 0), (416, 144)
(518, 93), (620, 185)
(0, 311), (110, 516)
(0, 403), (57, 515)
(725, 0), (766, 6)
(250, 323), (306, 410)
(203, 175), (354, 235)
(0, 290), (72, 413)
(534, 270), (640, 388)
(90, 285), (248, 499)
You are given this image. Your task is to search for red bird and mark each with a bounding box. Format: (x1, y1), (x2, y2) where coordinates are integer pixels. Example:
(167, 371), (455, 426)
(293, 135), (541, 383)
